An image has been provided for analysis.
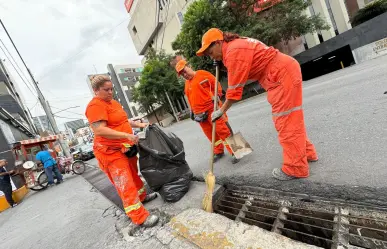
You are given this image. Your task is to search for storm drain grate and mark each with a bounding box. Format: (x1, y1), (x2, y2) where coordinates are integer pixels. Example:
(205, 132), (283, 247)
(214, 185), (387, 249)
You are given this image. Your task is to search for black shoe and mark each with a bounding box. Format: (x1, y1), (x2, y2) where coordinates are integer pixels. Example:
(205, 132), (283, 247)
(11, 203), (18, 208)
(56, 180), (63, 185)
(141, 214), (159, 228)
(142, 193), (158, 204)
(231, 155), (240, 164)
(213, 153), (225, 163)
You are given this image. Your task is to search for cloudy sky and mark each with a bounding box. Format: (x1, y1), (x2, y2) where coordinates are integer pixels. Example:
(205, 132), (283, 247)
(0, 0), (142, 129)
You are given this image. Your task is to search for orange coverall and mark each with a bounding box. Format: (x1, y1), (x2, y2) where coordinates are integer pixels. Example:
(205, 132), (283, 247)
(222, 38), (318, 177)
(185, 70), (233, 155)
(85, 97), (149, 224)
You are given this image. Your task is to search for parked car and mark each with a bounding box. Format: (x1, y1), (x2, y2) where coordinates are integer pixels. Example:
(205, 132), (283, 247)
(79, 143), (94, 161)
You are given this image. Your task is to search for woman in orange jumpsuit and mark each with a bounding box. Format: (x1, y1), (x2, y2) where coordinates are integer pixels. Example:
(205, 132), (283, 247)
(175, 59), (239, 164)
(196, 28), (318, 180)
(85, 75), (158, 227)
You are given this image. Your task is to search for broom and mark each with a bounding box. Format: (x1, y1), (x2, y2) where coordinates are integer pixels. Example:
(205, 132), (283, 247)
(202, 60), (220, 213)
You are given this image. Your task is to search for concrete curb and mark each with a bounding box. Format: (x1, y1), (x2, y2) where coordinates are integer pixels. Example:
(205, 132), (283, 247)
(167, 208), (322, 249)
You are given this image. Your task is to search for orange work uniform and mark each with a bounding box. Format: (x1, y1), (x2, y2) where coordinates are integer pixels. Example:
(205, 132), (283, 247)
(185, 70), (233, 155)
(85, 97), (149, 224)
(223, 38), (317, 177)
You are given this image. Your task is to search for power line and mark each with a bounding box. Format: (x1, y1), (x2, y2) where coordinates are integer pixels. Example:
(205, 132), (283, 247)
(38, 17), (131, 81)
(53, 115), (86, 120)
(50, 106), (84, 117)
(0, 43), (37, 97)
(0, 38), (34, 90)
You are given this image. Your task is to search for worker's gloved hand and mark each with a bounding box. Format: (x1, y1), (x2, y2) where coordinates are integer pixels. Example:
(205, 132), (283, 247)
(211, 109), (224, 122)
(190, 111), (194, 121)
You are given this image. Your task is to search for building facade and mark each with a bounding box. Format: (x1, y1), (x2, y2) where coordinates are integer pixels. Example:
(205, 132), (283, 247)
(0, 59), (36, 133)
(64, 119), (85, 134)
(126, 0), (376, 57)
(32, 115), (54, 134)
(127, 0), (192, 56)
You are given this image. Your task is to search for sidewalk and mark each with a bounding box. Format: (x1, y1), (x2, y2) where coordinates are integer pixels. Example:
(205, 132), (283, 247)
(0, 175), (322, 249)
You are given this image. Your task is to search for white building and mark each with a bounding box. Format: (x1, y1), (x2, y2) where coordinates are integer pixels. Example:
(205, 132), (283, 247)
(126, 0), (375, 57)
(127, 0), (191, 57)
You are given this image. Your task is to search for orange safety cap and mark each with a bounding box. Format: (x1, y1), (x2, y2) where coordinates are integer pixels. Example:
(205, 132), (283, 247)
(196, 28), (224, 56)
(175, 59), (187, 75)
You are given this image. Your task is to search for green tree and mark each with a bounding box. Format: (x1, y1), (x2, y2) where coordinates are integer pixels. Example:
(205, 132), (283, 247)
(351, 0), (387, 27)
(132, 49), (184, 120)
(172, 0), (329, 72)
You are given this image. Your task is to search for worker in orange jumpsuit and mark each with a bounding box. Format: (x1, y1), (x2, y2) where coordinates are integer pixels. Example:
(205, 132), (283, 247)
(85, 75), (159, 227)
(196, 28), (318, 180)
(175, 59), (239, 164)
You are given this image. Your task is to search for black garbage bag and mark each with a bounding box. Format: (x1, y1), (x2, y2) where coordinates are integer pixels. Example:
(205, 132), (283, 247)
(138, 124), (193, 202)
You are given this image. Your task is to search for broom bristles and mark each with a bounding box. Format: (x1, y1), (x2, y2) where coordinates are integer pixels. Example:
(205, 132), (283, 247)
(202, 171), (216, 212)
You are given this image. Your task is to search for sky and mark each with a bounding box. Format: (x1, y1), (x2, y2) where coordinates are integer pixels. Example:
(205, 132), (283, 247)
(0, 0), (142, 130)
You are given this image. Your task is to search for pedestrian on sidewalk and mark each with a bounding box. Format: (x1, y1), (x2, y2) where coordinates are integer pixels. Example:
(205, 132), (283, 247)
(196, 28), (318, 180)
(35, 147), (63, 186)
(0, 159), (18, 208)
(174, 59), (239, 164)
(85, 75), (159, 228)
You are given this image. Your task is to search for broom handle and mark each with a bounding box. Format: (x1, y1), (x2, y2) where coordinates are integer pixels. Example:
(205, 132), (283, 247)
(210, 61), (220, 174)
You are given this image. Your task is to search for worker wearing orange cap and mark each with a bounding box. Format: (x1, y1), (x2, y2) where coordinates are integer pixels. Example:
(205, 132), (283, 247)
(196, 28), (318, 180)
(175, 59), (239, 164)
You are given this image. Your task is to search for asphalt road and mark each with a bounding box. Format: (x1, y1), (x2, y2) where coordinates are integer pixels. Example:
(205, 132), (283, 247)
(164, 55), (387, 204)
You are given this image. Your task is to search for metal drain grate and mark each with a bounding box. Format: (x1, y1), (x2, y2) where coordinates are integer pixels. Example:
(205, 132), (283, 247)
(214, 185), (387, 249)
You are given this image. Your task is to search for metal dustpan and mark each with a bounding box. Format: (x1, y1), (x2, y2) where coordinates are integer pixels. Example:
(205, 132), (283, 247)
(225, 131), (253, 159)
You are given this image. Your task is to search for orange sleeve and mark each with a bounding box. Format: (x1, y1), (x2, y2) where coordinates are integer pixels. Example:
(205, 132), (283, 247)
(85, 101), (108, 124)
(224, 49), (252, 101)
(200, 71), (222, 98)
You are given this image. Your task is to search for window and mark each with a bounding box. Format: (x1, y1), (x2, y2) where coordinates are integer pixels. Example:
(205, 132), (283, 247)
(177, 12), (184, 26)
(324, 0), (339, 36)
(158, 0), (167, 10)
(132, 26), (137, 34)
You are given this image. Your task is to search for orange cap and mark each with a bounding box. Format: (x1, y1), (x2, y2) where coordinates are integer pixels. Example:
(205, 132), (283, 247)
(175, 59), (187, 75)
(196, 28), (224, 56)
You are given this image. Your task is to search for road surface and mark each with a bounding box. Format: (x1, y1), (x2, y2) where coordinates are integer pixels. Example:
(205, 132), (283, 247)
(164, 55), (387, 204)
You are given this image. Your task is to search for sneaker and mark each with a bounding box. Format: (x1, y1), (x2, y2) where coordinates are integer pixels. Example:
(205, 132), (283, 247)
(272, 168), (298, 181)
(142, 193), (158, 204)
(141, 215), (159, 228)
(213, 153), (224, 163)
(11, 203), (18, 208)
(231, 155), (240, 164)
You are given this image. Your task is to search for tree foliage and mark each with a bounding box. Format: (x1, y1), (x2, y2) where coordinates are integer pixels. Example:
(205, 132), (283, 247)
(351, 0), (387, 27)
(132, 49), (184, 116)
(172, 0), (329, 72)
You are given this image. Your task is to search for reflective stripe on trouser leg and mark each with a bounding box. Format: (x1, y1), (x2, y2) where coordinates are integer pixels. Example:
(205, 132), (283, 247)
(273, 110), (309, 178)
(104, 155), (149, 224)
(124, 202), (142, 213)
(272, 105), (302, 117)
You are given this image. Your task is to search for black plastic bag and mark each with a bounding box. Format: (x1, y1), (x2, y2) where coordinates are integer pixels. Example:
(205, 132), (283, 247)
(138, 124), (193, 202)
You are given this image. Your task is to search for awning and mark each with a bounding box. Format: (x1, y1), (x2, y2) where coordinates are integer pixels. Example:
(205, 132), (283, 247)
(20, 135), (63, 145)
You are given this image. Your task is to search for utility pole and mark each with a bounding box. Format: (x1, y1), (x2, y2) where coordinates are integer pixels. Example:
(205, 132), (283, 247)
(0, 19), (70, 157)
(164, 90), (179, 122)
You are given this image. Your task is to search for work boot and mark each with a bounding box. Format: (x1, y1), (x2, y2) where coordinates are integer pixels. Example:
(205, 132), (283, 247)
(142, 193), (158, 204)
(272, 168), (298, 181)
(307, 157), (319, 163)
(231, 155), (240, 164)
(141, 214), (159, 228)
(213, 153), (224, 163)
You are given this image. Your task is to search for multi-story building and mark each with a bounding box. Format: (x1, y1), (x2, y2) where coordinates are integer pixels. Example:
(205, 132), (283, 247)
(32, 115), (54, 134)
(64, 119), (85, 134)
(127, 0), (192, 57)
(0, 59), (36, 133)
(126, 0), (376, 56)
